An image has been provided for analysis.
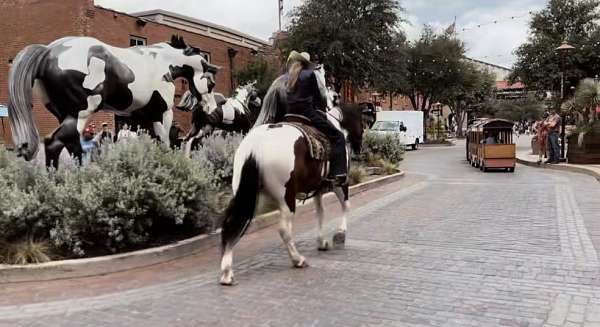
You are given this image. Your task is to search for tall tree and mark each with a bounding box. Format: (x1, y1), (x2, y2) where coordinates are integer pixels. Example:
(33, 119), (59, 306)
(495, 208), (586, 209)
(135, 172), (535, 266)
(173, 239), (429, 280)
(439, 63), (495, 137)
(283, 0), (403, 92)
(511, 0), (600, 94)
(397, 26), (466, 139)
(234, 55), (279, 99)
(372, 32), (409, 109)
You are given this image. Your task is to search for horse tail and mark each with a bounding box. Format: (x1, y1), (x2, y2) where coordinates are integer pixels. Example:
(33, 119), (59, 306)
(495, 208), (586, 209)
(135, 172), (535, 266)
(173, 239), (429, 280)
(8, 44), (48, 160)
(253, 75), (286, 128)
(221, 154), (260, 251)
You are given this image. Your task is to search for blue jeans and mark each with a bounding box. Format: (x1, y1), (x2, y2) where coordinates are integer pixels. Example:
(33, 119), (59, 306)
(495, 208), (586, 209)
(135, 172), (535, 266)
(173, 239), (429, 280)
(547, 131), (560, 162)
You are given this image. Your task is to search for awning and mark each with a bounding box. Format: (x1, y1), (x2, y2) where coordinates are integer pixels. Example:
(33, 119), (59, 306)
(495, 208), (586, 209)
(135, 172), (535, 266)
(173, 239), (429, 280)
(0, 105), (7, 118)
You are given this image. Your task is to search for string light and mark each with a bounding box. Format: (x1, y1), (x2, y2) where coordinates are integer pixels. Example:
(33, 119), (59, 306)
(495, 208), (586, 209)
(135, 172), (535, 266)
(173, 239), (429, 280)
(458, 11), (533, 34)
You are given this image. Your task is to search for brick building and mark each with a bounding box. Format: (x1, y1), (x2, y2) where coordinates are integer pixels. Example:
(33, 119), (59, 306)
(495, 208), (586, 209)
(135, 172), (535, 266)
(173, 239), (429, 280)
(0, 0), (272, 145)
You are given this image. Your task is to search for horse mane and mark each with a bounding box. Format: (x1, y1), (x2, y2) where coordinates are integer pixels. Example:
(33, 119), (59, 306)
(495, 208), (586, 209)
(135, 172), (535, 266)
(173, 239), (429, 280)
(253, 75), (287, 127)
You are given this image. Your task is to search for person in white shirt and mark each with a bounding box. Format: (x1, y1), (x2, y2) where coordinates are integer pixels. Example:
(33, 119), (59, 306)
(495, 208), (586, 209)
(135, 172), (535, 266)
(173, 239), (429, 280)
(117, 123), (136, 142)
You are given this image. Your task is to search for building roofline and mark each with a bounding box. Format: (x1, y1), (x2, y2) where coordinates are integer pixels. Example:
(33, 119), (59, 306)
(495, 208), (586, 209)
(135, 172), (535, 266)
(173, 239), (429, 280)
(130, 9), (271, 47)
(465, 57), (512, 72)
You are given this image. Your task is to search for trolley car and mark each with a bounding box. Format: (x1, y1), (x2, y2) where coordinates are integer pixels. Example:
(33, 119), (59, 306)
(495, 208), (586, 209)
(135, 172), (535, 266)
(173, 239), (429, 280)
(466, 119), (516, 172)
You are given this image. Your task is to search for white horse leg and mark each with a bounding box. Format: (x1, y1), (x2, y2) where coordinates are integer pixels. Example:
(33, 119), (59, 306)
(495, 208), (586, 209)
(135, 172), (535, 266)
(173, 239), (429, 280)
(153, 109), (173, 147)
(220, 244), (235, 285)
(315, 193), (330, 251)
(278, 203), (307, 268)
(184, 132), (202, 157)
(75, 95), (102, 136)
(333, 186), (349, 249)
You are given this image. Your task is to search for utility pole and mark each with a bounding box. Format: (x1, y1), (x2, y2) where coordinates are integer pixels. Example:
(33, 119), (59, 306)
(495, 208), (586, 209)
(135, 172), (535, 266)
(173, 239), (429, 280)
(278, 0), (283, 31)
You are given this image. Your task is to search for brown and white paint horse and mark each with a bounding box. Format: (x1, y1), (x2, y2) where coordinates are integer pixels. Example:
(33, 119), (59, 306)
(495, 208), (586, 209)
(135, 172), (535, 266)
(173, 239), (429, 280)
(219, 67), (363, 285)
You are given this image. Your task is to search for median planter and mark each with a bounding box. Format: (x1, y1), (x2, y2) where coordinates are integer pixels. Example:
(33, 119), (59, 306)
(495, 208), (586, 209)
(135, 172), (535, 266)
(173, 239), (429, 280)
(0, 171), (405, 283)
(567, 124), (600, 164)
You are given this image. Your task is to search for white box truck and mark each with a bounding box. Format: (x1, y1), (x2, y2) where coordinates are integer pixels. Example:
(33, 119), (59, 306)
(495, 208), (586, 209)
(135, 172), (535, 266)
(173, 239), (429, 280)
(373, 111), (424, 150)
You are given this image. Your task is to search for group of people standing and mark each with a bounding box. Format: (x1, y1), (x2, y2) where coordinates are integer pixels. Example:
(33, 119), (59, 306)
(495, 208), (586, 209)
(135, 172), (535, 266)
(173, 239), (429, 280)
(79, 122), (153, 163)
(533, 109), (562, 164)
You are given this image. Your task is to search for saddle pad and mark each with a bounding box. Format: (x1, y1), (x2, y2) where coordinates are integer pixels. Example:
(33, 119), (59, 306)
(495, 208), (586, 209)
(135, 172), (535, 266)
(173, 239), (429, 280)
(281, 122), (331, 161)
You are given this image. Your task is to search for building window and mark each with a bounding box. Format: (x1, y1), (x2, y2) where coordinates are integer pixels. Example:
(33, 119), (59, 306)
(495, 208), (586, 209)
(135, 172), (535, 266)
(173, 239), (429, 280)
(200, 51), (211, 63)
(130, 36), (147, 47)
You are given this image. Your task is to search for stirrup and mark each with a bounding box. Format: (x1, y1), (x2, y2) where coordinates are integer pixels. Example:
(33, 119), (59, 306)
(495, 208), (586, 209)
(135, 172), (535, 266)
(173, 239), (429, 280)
(325, 174), (347, 187)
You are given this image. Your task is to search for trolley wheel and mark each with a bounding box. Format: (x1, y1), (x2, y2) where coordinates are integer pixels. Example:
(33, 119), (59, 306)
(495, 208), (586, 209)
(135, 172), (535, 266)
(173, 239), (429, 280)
(508, 167), (515, 173)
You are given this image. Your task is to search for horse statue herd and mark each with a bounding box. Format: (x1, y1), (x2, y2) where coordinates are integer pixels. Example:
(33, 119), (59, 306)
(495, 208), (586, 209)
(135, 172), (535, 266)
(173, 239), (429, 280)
(7, 35), (365, 286)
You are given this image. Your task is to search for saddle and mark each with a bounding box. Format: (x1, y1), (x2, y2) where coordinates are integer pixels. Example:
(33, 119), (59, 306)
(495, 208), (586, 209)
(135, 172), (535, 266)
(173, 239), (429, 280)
(269, 114), (330, 161)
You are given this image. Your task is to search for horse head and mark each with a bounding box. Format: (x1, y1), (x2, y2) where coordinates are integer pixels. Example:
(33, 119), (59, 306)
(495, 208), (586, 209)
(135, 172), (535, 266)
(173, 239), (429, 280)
(168, 35), (219, 107)
(339, 103), (364, 155)
(240, 82), (262, 110)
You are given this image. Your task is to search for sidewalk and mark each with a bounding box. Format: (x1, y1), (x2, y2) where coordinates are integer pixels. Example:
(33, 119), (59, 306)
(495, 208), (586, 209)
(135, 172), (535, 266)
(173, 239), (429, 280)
(516, 151), (600, 181)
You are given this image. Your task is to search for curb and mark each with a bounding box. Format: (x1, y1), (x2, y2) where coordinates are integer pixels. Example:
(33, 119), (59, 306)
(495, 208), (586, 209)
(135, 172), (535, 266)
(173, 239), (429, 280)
(420, 141), (456, 148)
(516, 157), (600, 182)
(0, 171), (405, 284)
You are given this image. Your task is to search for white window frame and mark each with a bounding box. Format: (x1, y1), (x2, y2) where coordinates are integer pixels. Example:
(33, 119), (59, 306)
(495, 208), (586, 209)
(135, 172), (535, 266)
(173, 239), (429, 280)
(129, 35), (147, 47)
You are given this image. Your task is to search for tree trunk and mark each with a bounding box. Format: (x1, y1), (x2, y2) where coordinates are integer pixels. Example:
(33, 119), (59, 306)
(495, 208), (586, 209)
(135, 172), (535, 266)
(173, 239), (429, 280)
(421, 95), (430, 142)
(455, 107), (465, 138)
(409, 93), (418, 110)
(389, 92), (393, 110)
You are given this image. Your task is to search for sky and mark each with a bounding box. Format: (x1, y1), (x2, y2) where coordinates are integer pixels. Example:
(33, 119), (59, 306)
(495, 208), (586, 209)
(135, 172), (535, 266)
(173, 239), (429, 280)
(94, 0), (547, 68)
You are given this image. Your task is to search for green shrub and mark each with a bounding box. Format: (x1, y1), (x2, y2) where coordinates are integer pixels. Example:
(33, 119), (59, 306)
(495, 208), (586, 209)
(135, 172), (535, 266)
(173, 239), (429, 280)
(362, 132), (405, 164)
(0, 136), (225, 261)
(348, 166), (367, 186)
(191, 132), (243, 188)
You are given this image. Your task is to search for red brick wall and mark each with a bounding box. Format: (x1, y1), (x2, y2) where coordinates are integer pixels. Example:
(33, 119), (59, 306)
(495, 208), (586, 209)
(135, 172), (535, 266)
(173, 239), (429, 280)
(0, 0), (93, 144)
(0, 0), (258, 144)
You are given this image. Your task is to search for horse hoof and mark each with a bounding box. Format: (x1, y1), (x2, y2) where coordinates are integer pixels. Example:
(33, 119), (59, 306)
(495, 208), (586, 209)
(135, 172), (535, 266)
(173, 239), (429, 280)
(293, 257), (309, 268)
(219, 272), (236, 286)
(317, 239), (330, 251)
(333, 231), (346, 249)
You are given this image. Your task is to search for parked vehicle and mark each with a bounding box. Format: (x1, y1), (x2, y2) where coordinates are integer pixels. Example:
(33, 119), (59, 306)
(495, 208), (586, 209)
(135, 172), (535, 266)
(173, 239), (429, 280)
(466, 118), (516, 172)
(373, 111), (424, 150)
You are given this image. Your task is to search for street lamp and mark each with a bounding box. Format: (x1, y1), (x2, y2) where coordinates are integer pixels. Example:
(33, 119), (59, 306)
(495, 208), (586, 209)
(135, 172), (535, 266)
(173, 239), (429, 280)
(433, 102), (442, 140)
(556, 41), (575, 161)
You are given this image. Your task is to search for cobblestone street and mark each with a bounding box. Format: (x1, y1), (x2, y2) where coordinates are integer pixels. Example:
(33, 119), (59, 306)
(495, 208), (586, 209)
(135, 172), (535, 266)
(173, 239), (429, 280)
(2, 141), (600, 327)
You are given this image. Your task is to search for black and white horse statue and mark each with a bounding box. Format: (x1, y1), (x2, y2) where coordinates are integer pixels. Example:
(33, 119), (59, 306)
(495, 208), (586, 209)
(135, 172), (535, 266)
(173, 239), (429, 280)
(177, 82), (262, 155)
(219, 66), (364, 285)
(8, 35), (218, 167)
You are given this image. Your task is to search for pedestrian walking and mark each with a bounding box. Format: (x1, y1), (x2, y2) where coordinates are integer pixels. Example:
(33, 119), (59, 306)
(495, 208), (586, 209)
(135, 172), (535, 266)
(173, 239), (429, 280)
(94, 122), (113, 145)
(533, 112), (549, 164)
(544, 110), (562, 164)
(80, 127), (98, 164)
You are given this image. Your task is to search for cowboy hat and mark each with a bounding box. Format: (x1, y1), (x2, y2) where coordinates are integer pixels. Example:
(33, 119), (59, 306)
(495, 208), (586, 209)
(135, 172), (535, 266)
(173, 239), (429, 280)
(287, 50), (312, 66)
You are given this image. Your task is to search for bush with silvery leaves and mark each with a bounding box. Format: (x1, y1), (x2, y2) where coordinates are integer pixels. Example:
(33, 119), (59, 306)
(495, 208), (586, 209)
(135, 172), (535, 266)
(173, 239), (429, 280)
(0, 135), (224, 259)
(362, 131), (405, 164)
(191, 132), (244, 186)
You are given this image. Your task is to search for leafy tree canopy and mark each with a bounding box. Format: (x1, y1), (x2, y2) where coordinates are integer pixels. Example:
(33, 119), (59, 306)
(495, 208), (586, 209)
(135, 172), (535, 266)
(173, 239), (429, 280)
(511, 0), (600, 93)
(283, 0), (404, 91)
(235, 55), (279, 98)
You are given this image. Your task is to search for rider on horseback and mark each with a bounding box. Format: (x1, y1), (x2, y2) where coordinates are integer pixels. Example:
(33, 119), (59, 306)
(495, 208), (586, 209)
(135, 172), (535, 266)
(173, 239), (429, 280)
(285, 51), (347, 185)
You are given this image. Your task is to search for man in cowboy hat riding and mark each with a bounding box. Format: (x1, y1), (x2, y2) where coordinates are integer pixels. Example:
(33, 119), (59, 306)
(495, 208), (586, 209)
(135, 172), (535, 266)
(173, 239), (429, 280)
(285, 50), (347, 185)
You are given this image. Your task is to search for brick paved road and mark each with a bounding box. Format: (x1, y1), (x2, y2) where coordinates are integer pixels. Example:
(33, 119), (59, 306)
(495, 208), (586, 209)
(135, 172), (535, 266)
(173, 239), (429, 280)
(2, 140), (600, 327)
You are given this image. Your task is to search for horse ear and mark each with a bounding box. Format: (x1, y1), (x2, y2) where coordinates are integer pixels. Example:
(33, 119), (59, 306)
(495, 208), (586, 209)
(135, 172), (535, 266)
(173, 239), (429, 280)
(169, 35), (187, 49)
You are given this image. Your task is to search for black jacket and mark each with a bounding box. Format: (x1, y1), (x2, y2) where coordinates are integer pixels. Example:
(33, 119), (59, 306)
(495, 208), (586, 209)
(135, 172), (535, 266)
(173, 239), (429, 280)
(286, 69), (325, 114)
